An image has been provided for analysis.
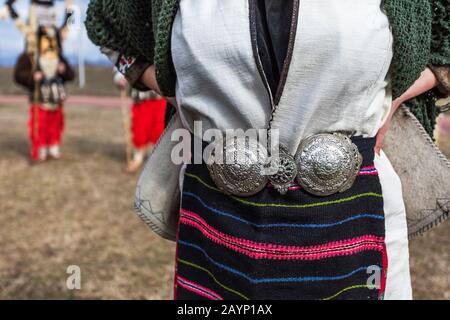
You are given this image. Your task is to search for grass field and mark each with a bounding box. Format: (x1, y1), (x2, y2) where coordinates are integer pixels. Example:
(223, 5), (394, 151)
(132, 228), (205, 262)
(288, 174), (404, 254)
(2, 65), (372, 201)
(0, 103), (175, 299)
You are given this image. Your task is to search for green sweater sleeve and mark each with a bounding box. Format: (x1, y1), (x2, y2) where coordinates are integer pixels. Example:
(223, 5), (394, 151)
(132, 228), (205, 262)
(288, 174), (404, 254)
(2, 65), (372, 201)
(406, 0), (449, 139)
(429, 0), (450, 65)
(85, 0), (155, 64)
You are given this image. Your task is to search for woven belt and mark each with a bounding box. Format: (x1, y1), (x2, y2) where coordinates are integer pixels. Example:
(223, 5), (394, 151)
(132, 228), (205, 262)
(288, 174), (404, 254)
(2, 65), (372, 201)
(206, 133), (364, 197)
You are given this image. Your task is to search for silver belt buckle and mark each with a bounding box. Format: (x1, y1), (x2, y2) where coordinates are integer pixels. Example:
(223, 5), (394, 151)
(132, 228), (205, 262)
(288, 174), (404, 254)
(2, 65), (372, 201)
(295, 133), (363, 197)
(206, 133), (362, 197)
(206, 136), (269, 197)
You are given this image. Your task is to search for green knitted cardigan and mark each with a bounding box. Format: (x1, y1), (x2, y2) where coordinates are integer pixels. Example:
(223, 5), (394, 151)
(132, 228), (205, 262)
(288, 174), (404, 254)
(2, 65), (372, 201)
(85, 0), (450, 137)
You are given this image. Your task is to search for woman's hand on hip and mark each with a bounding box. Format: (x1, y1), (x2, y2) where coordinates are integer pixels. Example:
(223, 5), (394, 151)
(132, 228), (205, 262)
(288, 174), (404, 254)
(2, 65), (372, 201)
(141, 65), (161, 94)
(374, 98), (402, 156)
(140, 65), (178, 107)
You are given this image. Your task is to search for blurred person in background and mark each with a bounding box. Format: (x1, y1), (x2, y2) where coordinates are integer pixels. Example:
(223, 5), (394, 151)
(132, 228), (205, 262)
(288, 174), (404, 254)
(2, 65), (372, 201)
(114, 68), (167, 173)
(2, 0), (74, 162)
(14, 25), (74, 162)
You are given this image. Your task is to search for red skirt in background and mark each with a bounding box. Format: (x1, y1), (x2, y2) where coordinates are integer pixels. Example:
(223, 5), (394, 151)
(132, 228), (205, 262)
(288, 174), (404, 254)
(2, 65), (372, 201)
(131, 99), (167, 148)
(28, 105), (64, 160)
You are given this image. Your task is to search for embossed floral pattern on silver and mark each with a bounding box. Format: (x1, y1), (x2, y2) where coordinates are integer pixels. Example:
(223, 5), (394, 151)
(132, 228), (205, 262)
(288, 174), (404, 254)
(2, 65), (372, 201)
(206, 136), (269, 197)
(295, 133), (362, 197)
(268, 146), (298, 195)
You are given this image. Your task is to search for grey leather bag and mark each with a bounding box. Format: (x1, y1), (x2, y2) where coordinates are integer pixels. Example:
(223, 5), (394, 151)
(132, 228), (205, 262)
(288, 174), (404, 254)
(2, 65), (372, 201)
(134, 114), (183, 241)
(135, 107), (450, 241)
(383, 106), (450, 238)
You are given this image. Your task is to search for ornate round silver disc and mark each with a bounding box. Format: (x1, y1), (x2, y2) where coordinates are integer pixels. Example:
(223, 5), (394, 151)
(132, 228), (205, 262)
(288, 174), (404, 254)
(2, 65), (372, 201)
(268, 147), (297, 195)
(295, 133), (362, 197)
(206, 136), (269, 197)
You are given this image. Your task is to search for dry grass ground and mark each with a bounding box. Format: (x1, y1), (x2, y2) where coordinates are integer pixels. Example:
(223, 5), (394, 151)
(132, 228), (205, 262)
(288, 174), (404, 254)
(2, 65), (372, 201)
(0, 102), (449, 300)
(0, 103), (175, 299)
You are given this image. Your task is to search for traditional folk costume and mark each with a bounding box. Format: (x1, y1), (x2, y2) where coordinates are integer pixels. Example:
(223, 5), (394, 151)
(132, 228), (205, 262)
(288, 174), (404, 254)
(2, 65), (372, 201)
(113, 69), (167, 172)
(129, 90), (166, 151)
(14, 27), (75, 161)
(86, 0), (450, 300)
(4, 0), (74, 161)
(14, 26), (74, 161)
